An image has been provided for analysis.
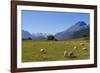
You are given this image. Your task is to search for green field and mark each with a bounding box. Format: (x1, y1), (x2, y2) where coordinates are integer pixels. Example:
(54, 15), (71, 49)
(22, 38), (90, 62)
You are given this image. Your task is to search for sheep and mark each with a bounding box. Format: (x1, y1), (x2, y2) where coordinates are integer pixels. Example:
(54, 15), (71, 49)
(80, 43), (84, 46)
(40, 49), (46, 54)
(73, 46), (77, 50)
(82, 47), (87, 50)
(64, 51), (76, 58)
(68, 51), (74, 57)
(64, 51), (68, 57)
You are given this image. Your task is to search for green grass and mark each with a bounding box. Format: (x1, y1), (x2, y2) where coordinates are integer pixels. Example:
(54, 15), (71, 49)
(22, 37), (90, 62)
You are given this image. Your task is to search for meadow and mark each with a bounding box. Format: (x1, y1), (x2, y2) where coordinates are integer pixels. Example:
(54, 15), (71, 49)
(22, 37), (90, 62)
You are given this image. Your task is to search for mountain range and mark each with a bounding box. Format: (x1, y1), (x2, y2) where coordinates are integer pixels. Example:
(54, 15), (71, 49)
(22, 30), (48, 40)
(55, 21), (89, 40)
(22, 21), (89, 40)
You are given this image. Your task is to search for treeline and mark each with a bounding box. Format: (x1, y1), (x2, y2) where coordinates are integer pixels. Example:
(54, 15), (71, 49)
(22, 35), (58, 41)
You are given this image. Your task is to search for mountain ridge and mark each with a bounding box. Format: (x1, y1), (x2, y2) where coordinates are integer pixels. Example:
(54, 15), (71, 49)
(22, 21), (89, 40)
(55, 21), (89, 40)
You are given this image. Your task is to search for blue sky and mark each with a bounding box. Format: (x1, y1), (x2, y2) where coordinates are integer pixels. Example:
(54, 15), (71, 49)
(22, 10), (90, 35)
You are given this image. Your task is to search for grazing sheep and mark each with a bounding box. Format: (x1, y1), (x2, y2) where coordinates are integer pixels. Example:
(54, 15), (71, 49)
(80, 43), (84, 46)
(73, 46), (77, 50)
(64, 51), (68, 57)
(82, 48), (87, 50)
(40, 49), (46, 54)
(68, 51), (74, 57)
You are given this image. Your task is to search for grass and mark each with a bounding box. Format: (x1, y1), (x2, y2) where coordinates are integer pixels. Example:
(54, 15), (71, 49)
(22, 37), (90, 62)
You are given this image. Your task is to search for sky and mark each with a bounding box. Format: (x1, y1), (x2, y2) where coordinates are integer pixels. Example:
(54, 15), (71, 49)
(22, 10), (90, 35)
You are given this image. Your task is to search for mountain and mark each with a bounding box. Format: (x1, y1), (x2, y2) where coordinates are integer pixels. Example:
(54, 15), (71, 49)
(55, 21), (89, 40)
(32, 33), (47, 40)
(22, 21), (89, 40)
(22, 30), (48, 40)
(22, 30), (33, 39)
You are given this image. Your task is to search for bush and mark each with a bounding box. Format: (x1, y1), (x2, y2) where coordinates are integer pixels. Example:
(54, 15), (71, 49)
(47, 35), (54, 40)
(83, 35), (88, 37)
(47, 35), (58, 41)
(28, 37), (32, 40)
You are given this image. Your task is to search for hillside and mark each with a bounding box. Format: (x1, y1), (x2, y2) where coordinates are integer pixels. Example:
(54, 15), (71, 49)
(55, 21), (89, 40)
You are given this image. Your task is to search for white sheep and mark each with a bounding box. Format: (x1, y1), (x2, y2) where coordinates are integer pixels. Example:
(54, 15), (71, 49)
(82, 47), (87, 50)
(40, 49), (46, 54)
(73, 46), (77, 50)
(64, 51), (68, 57)
(80, 43), (84, 46)
(68, 51), (74, 57)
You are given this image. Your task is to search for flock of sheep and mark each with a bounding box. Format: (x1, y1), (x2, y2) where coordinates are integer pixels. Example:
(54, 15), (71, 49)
(39, 43), (87, 58)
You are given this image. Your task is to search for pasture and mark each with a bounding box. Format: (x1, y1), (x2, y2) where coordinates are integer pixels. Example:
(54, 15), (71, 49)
(22, 38), (90, 62)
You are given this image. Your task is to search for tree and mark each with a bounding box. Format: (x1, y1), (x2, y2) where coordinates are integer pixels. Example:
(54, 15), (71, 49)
(28, 37), (32, 40)
(47, 35), (55, 40)
(83, 35), (88, 37)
